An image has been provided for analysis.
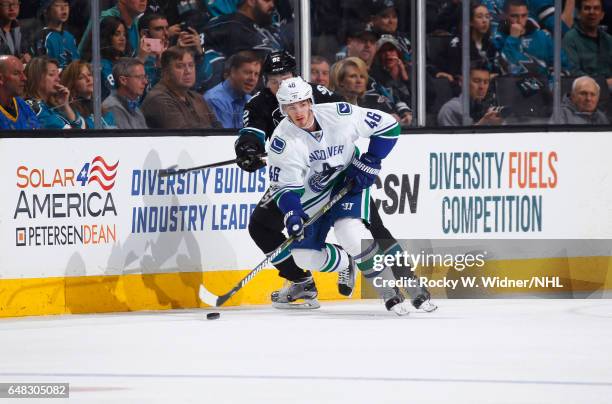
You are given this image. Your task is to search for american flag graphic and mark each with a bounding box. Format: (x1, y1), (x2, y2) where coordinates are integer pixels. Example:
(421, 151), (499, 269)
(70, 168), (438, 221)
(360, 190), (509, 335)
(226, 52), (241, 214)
(88, 156), (119, 191)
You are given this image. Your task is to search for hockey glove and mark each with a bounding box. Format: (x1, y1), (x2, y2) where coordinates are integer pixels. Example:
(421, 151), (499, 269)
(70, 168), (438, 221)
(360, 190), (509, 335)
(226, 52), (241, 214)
(346, 152), (381, 194)
(235, 132), (266, 172)
(284, 209), (311, 241)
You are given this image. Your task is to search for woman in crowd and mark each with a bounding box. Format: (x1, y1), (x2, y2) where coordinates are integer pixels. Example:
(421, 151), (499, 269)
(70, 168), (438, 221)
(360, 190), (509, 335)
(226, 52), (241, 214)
(329, 56), (401, 120)
(25, 56), (85, 129)
(434, 2), (500, 81)
(61, 60), (116, 128)
(89, 16), (130, 100)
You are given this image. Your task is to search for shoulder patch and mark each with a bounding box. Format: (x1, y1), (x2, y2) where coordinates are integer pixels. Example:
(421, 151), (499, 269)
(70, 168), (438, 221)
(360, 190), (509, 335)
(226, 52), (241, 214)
(337, 102), (352, 115)
(25, 99), (42, 115)
(270, 137), (286, 154)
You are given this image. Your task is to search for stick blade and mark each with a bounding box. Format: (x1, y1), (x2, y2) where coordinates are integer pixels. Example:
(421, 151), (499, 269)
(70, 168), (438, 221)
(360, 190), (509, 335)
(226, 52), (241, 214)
(199, 284), (220, 307)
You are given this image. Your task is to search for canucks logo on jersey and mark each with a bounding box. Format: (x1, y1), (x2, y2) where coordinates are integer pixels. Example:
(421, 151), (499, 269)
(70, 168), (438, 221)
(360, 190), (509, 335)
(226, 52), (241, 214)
(337, 102), (352, 115)
(308, 163), (343, 193)
(270, 137), (286, 154)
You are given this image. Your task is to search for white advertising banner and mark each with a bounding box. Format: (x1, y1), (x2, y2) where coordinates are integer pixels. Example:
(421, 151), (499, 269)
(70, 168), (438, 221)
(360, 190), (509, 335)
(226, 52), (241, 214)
(366, 132), (612, 239)
(1, 131), (611, 279)
(1, 136), (267, 279)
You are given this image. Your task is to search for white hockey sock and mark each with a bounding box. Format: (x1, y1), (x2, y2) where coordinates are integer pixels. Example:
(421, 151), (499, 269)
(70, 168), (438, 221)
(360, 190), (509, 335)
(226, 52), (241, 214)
(320, 243), (350, 273)
(292, 244), (350, 273)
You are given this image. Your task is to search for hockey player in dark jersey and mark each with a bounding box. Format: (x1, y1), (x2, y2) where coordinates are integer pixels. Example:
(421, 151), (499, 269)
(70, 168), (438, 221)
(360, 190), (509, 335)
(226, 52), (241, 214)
(235, 50), (436, 312)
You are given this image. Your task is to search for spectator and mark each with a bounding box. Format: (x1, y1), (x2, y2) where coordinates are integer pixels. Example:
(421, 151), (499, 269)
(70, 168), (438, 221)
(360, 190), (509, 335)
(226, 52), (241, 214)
(0, 55), (40, 129)
(555, 75), (609, 124)
(437, 63), (503, 126)
(329, 56), (397, 116)
(32, 0), (80, 69)
(174, 19), (210, 91)
(435, 2), (500, 81)
(203, 0), (283, 58)
(141, 46), (219, 128)
(138, 13), (170, 92)
(61, 60), (116, 128)
(563, 0), (612, 90)
(369, 35), (412, 125)
(336, 21), (379, 67)
(310, 55), (330, 87)
(481, 0), (575, 35)
(79, 0), (148, 56)
(204, 50), (261, 128)
(493, 0), (571, 78)
(0, 0), (31, 62)
(102, 57), (148, 129)
(138, 13), (216, 92)
(97, 17), (131, 100)
(25, 56), (85, 129)
(368, 0), (411, 61)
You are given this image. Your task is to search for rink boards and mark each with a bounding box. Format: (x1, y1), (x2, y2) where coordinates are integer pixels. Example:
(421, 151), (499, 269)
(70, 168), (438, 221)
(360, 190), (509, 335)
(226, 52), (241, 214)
(1, 132), (611, 317)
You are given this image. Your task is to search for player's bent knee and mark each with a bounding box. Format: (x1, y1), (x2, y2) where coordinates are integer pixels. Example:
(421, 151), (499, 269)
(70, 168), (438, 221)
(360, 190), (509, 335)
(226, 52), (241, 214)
(292, 248), (327, 271)
(334, 217), (375, 257)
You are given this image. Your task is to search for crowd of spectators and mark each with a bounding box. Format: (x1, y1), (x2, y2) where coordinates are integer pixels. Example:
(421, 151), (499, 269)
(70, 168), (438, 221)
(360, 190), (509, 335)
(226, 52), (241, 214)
(0, 0), (610, 130)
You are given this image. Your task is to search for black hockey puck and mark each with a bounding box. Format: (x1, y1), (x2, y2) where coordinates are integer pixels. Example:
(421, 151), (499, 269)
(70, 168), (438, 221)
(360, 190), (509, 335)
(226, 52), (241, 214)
(206, 312), (220, 320)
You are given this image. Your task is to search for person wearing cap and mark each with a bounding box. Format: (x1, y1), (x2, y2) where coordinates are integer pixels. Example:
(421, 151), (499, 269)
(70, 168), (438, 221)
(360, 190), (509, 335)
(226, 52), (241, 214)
(31, 0), (80, 69)
(336, 21), (380, 67)
(369, 35), (412, 125)
(368, 0), (411, 62)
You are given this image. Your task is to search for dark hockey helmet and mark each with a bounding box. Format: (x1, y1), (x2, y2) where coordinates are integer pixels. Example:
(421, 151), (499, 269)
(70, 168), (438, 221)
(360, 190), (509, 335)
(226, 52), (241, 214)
(263, 50), (297, 76)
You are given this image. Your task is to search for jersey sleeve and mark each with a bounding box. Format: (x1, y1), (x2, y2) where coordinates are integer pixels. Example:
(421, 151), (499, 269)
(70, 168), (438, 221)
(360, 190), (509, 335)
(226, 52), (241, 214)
(238, 93), (270, 146)
(352, 104), (400, 159)
(266, 133), (308, 213)
(312, 83), (345, 103)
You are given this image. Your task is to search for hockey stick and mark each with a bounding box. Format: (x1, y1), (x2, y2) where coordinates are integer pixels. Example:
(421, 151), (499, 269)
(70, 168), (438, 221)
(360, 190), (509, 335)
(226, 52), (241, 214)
(159, 153), (267, 178)
(199, 182), (352, 307)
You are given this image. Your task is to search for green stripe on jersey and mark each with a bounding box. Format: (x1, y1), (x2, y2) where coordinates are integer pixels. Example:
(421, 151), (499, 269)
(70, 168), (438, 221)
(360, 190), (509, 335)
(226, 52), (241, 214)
(373, 122), (400, 139)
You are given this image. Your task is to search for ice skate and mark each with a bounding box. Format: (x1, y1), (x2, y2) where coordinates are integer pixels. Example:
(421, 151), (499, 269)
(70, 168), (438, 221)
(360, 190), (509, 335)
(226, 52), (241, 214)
(337, 256), (356, 297)
(384, 292), (411, 316)
(412, 293), (438, 312)
(271, 276), (320, 309)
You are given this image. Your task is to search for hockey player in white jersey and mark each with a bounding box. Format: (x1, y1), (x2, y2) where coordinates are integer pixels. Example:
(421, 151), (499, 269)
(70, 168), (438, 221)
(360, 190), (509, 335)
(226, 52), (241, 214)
(267, 76), (416, 315)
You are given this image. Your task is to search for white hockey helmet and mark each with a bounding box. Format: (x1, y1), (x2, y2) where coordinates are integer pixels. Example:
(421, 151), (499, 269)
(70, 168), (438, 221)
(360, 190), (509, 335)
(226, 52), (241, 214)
(276, 76), (314, 115)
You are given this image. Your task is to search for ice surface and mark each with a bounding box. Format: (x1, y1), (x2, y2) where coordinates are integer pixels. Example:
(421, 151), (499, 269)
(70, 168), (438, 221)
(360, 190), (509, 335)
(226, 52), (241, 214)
(1, 299), (611, 403)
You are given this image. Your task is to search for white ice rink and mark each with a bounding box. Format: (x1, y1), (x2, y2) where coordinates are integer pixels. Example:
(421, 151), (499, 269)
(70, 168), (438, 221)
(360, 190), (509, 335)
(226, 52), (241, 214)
(1, 299), (611, 404)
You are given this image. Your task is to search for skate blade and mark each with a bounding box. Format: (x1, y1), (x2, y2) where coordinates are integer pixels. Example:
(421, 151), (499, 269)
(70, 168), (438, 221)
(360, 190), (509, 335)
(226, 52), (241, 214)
(391, 303), (411, 316)
(418, 301), (438, 313)
(272, 299), (321, 310)
(338, 285), (354, 298)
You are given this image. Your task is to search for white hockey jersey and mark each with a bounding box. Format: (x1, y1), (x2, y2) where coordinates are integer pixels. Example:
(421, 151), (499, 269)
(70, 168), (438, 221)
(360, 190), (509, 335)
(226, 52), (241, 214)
(266, 102), (399, 216)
